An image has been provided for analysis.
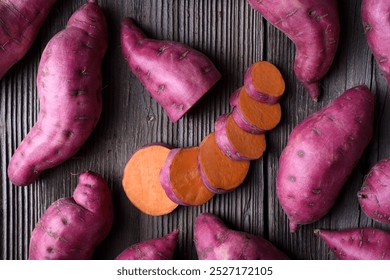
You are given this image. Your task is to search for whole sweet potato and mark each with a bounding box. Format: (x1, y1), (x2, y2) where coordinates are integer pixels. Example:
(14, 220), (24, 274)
(315, 228), (390, 260)
(0, 0), (57, 79)
(121, 18), (221, 122)
(29, 171), (113, 260)
(115, 230), (179, 260)
(362, 0), (390, 87)
(194, 213), (288, 260)
(277, 85), (375, 232)
(247, 0), (340, 101)
(7, 0), (107, 186)
(358, 158), (390, 224)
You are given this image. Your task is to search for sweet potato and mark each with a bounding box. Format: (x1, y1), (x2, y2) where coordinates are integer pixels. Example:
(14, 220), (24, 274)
(122, 144), (179, 216)
(198, 133), (250, 194)
(7, 0), (108, 186)
(160, 147), (214, 206)
(244, 61), (285, 104)
(115, 230), (179, 260)
(231, 87), (282, 134)
(0, 0), (57, 79)
(29, 171), (113, 260)
(358, 158), (390, 224)
(362, 0), (390, 87)
(194, 213), (289, 260)
(276, 85), (375, 232)
(215, 114), (266, 161)
(120, 18), (221, 123)
(315, 228), (390, 260)
(247, 0), (340, 101)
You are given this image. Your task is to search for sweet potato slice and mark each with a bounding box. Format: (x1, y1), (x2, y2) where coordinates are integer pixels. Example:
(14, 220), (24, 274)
(232, 87), (282, 134)
(244, 61), (285, 104)
(198, 133), (250, 194)
(160, 147), (214, 206)
(122, 145), (178, 216)
(215, 114), (266, 161)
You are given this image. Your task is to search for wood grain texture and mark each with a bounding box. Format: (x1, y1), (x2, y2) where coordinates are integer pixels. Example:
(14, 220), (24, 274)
(1, 0), (390, 260)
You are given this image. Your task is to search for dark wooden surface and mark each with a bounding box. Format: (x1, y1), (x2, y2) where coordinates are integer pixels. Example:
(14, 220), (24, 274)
(1, 0), (390, 260)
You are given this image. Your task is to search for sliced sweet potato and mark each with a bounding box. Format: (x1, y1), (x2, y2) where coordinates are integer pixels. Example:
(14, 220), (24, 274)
(198, 133), (250, 194)
(215, 114), (266, 161)
(244, 61), (285, 104)
(122, 144), (178, 216)
(232, 87), (282, 134)
(160, 147), (214, 206)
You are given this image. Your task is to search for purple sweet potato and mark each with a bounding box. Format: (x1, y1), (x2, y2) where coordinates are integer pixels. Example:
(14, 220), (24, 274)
(115, 230), (179, 260)
(29, 171), (113, 260)
(120, 18), (222, 123)
(194, 213), (289, 260)
(358, 158), (390, 224)
(362, 0), (390, 87)
(0, 0), (57, 79)
(7, 0), (107, 186)
(315, 228), (390, 260)
(276, 85), (375, 232)
(247, 0), (340, 101)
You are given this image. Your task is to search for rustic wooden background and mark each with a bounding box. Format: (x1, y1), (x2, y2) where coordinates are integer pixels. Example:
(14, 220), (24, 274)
(1, 0), (390, 260)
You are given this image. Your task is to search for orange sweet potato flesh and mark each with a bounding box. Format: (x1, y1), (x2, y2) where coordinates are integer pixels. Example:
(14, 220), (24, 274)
(226, 114), (266, 160)
(245, 61), (285, 104)
(199, 133), (250, 193)
(162, 147), (214, 206)
(239, 88), (281, 131)
(122, 145), (178, 216)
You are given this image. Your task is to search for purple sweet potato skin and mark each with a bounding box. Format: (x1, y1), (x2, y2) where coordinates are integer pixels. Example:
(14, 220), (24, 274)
(7, 0), (108, 186)
(358, 158), (390, 224)
(362, 0), (390, 86)
(276, 85), (375, 232)
(315, 228), (390, 260)
(194, 213), (289, 260)
(115, 230), (179, 260)
(0, 0), (57, 79)
(120, 18), (221, 123)
(29, 171), (113, 260)
(247, 0), (340, 101)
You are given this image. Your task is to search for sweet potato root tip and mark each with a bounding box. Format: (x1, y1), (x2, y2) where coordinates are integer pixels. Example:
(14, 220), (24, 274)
(233, 87), (282, 134)
(215, 114), (266, 161)
(244, 61), (285, 104)
(160, 147), (214, 206)
(122, 145), (178, 216)
(198, 133), (250, 193)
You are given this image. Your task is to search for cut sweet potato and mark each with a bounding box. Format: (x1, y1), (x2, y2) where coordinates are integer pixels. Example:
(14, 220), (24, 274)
(122, 145), (178, 216)
(232, 87), (282, 134)
(215, 114), (266, 161)
(198, 133), (250, 194)
(160, 147), (214, 206)
(244, 61), (285, 104)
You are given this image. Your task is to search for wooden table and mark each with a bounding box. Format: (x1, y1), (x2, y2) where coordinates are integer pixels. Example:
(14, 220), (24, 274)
(1, 0), (390, 260)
